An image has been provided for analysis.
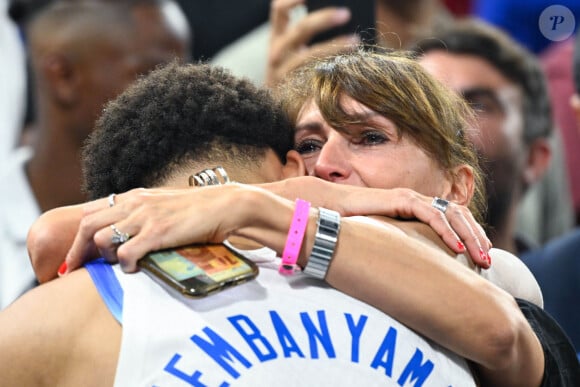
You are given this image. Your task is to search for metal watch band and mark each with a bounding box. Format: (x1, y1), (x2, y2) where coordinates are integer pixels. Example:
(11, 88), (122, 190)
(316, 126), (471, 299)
(302, 207), (341, 279)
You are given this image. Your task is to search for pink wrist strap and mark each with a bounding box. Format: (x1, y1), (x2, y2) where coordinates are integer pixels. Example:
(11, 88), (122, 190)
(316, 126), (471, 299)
(279, 198), (311, 275)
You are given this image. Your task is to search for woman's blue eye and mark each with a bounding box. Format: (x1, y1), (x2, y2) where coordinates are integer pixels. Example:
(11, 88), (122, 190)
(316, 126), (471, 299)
(360, 131), (388, 145)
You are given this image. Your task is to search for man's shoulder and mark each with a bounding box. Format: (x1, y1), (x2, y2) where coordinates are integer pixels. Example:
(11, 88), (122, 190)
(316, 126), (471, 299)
(483, 248), (544, 307)
(0, 268), (120, 385)
(0, 268), (112, 341)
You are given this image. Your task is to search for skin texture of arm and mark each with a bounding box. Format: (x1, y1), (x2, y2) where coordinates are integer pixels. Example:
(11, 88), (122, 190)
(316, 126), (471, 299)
(60, 184), (544, 386)
(27, 204), (89, 283)
(0, 269), (120, 386)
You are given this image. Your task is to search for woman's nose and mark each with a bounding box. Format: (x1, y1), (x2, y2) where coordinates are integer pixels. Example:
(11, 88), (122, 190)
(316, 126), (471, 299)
(313, 135), (351, 182)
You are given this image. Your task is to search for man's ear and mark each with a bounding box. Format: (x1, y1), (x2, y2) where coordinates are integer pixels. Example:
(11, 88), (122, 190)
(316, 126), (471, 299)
(447, 164), (474, 206)
(42, 53), (79, 107)
(522, 137), (551, 186)
(281, 150), (306, 178)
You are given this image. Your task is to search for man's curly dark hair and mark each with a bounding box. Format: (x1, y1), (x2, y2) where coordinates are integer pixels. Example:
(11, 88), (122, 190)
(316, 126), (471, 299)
(82, 61), (294, 199)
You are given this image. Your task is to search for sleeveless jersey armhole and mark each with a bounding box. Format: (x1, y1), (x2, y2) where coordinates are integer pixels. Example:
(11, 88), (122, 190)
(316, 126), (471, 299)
(85, 258), (124, 324)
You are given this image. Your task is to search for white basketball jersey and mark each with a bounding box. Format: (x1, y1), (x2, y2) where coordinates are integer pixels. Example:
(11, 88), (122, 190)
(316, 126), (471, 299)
(87, 246), (476, 387)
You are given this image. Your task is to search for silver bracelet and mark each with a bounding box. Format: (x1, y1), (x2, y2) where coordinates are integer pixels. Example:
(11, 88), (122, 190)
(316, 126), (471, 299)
(302, 207), (341, 279)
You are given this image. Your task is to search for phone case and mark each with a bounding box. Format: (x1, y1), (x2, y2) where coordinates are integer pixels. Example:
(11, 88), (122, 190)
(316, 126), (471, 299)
(307, 0), (376, 45)
(138, 243), (259, 298)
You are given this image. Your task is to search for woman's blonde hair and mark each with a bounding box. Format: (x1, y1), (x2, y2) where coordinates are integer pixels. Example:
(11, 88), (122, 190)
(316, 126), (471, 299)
(276, 48), (486, 223)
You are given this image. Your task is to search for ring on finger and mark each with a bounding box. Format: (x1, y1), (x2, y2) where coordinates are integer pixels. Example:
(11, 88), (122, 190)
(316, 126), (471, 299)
(431, 197), (450, 213)
(108, 193), (117, 208)
(110, 224), (130, 244)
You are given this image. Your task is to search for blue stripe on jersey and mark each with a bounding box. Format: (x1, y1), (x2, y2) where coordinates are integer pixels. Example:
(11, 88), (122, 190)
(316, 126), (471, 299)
(85, 258), (124, 324)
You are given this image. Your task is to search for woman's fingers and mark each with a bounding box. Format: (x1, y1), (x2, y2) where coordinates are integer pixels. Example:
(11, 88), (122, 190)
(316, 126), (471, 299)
(405, 193), (490, 268)
(443, 203), (491, 268)
(65, 202), (128, 272)
(64, 185), (253, 274)
(64, 188), (150, 271)
(329, 186), (493, 268)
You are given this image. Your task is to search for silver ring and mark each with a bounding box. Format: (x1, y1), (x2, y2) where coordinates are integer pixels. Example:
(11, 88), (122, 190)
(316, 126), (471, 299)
(189, 166), (231, 187)
(198, 171), (212, 185)
(214, 166), (231, 184)
(431, 197), (450, 213)
(203, 169), (220, 185)
(189, 174), (204, 187)
(110, 224), (130, 244)
(108, 193), (116, 208)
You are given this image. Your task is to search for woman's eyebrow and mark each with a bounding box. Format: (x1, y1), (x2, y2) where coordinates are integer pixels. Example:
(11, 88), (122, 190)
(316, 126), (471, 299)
(295, 121), (324, 134)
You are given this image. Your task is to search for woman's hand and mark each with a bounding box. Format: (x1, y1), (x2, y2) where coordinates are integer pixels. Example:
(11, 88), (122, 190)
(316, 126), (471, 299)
(267, 0), (359, 86)
(64, 184), (277, 273)
(261, 176), (493, 268)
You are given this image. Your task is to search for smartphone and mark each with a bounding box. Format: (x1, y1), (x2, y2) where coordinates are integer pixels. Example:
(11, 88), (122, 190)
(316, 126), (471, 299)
(138, 243), (259, 298)
(307, 0), (376, 46)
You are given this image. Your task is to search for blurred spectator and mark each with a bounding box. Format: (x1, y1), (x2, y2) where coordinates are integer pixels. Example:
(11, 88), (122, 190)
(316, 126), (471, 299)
(522, 31), (580, 356)
(175, 0), (270, 61)
(7, 0), (55, 148)
(514, 132), (574, 245)
(415, 18), (573, 254)
(523, 228), (580, 353)
(0, 0), (190, 309)
(540, 37), (580, 225)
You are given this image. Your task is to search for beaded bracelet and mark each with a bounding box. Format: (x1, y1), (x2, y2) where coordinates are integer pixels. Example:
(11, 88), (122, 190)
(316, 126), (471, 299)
(302, 207), (341, 280)
(279, 199), (311, 275)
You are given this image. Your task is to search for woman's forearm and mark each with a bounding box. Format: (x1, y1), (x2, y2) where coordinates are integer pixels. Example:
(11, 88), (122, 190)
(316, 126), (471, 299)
(319, 219), (543, 386)
(260, 176), (492, 268)
(238, 195), (543, 386)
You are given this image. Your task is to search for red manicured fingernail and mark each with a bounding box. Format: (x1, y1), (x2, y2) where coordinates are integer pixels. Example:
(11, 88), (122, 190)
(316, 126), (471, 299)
(58, 261), (68, 276)
(479, 249), (489, 267)
(456, 241), (465, 251)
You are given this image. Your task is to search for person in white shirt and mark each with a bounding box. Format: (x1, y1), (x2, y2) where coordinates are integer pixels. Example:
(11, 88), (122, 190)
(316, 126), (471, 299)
(0, 0), (190, 309)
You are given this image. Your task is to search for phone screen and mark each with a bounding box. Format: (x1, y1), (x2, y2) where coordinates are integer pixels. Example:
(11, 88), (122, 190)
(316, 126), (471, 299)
(307, 0), (376, 45)
(140, 244), (258, 297)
